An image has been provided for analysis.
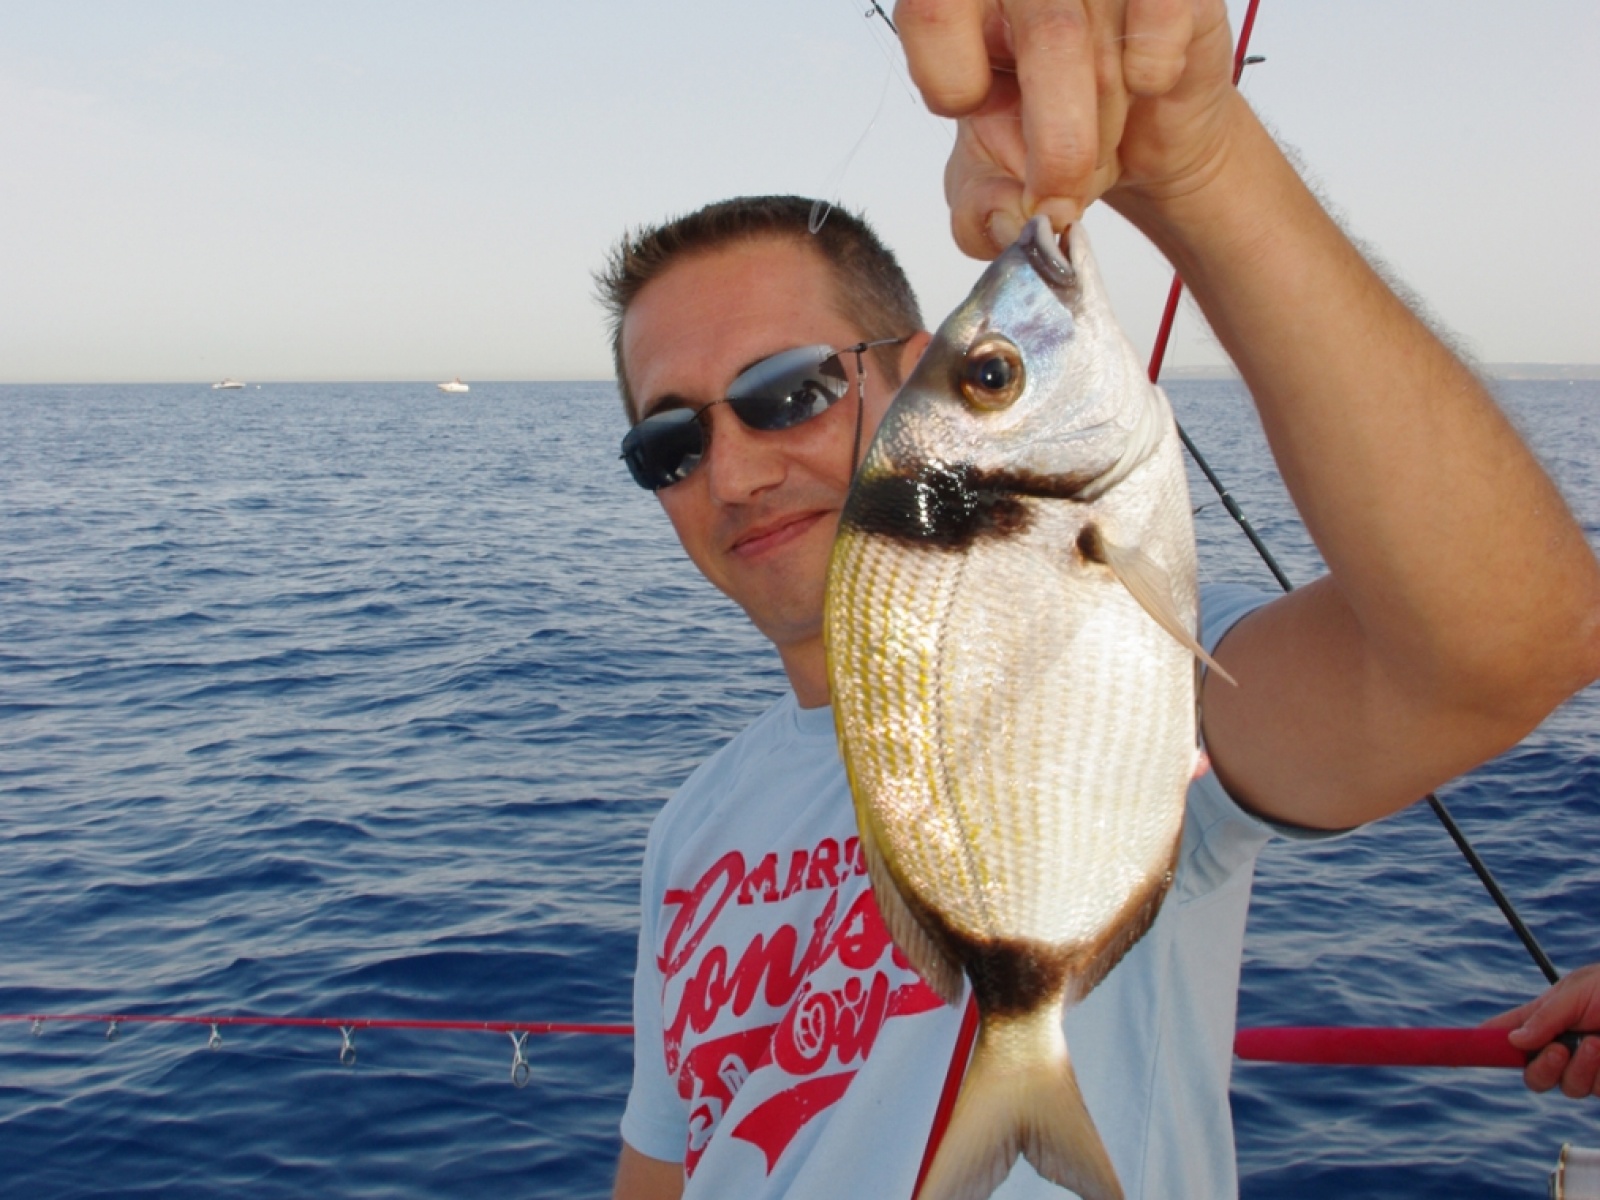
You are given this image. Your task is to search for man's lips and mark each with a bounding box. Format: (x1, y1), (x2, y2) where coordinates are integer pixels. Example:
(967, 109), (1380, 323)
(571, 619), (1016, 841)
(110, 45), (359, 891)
(729, 510), (831, 558)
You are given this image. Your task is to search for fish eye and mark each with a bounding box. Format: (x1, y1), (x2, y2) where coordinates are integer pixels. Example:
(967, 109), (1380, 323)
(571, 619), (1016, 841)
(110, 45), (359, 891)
(960, 337), (1025, 411)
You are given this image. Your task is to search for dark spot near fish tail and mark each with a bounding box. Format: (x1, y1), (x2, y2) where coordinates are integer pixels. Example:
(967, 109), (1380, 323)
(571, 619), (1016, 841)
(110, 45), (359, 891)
(843, 461), (1098, 552)
(903, 838), (1182, 1019)
(956, 936), (1073, 1018)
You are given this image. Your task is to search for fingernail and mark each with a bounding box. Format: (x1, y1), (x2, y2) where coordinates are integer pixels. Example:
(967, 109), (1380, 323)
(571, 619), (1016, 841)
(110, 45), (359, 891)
(987, 211), (1024, 252)
(1035, 198), (1083, 234)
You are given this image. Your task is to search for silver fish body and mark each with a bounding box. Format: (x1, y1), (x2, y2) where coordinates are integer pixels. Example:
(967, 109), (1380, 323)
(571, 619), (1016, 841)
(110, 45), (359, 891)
(824, 218), (1204, 1200)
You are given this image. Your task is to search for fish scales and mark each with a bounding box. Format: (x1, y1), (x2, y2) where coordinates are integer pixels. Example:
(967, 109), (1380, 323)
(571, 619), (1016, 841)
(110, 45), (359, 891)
(825, 217), (1205, 1200)
(832, 495), (1191, 945)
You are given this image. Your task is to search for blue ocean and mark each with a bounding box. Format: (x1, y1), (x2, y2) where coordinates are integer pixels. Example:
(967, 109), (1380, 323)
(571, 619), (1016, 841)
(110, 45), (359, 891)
(2, 378), (1596, 1198)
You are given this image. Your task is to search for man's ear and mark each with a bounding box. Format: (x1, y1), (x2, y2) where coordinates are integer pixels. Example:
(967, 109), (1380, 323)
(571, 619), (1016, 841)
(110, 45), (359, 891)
(899, 331), (933, 380)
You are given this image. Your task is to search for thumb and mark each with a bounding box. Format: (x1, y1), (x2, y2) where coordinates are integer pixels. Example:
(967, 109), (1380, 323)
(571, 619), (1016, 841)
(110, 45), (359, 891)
(1505, 988), (1583, 1050)
(945, 156), (1027, 261)
(1480, 998), (1537, 1033)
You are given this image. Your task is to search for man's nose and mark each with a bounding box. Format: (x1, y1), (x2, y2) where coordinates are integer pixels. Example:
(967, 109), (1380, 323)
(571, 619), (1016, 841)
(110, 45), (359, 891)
(701, 406), (784, 503)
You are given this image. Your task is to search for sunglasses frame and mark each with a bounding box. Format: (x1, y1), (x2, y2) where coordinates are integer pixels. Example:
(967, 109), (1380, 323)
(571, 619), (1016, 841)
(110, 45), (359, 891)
(620, 336), (910, 492)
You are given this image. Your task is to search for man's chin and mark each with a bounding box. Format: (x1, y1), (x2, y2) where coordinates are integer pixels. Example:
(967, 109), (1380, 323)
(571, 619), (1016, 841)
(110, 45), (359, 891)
(736, 586), (827, 652)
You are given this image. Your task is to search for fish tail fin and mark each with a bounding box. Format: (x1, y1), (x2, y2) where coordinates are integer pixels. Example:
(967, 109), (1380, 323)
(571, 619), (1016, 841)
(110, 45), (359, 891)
(918, 1009), (1122, 1200)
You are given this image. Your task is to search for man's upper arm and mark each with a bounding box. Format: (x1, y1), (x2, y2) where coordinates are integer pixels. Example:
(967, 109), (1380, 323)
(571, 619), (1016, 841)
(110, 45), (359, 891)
(613, 1143), (684, 1200)
(1200, 577), (1557, 832)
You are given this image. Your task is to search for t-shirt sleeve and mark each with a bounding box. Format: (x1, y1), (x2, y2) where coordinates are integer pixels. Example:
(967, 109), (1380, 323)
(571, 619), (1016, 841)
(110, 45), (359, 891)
(618, 837), (688, 1164)
(1177, 584), (1344, 902)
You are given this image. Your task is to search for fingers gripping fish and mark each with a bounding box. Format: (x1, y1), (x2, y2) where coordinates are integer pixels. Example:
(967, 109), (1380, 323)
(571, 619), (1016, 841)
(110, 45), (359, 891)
(825, 217), (1218, 1200)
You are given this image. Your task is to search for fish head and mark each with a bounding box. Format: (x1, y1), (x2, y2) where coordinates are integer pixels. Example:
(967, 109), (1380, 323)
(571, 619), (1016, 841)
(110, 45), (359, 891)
(853, 217), (1169, 515)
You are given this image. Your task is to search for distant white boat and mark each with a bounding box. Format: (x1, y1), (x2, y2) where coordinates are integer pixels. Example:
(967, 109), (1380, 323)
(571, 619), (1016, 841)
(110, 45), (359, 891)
(437, 377), (470, 394)
(212, 378), (245, 390)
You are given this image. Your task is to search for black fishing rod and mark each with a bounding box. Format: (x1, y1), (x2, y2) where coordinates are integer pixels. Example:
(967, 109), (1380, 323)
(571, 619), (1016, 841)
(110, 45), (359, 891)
(1174, 418), (1559, 985)
(1146, 0), (1562, 989)
(1176, 396), (1559, 984)
(853, 8), (1564, 1194)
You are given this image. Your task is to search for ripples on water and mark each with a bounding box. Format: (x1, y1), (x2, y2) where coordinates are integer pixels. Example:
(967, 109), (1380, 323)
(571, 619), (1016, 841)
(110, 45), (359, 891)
(1, 379), (1596, 1197)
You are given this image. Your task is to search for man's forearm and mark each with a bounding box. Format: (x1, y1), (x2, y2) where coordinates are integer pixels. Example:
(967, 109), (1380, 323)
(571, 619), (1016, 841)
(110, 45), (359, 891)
(1113, 93), (1600, 824)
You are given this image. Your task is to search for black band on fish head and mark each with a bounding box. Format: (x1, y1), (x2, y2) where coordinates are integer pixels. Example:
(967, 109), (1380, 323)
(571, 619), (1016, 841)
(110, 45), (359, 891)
(842, 460), (1099, 551)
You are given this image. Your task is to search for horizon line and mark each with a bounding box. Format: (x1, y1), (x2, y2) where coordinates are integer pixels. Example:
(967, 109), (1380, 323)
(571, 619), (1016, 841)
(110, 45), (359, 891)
(4, 363), (1600, 386)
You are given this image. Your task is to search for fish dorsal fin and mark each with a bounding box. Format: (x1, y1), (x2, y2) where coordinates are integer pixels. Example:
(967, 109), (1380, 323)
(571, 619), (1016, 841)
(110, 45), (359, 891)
(856, 810), (966, 1007)
(1086, 527), (1238, 687)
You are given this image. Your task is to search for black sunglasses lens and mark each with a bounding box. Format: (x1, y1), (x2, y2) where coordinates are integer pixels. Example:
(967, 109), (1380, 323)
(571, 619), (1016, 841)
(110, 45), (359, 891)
(622, 408), (705, 491)
(621, 347), (856, 491)
(728, 350), (849, 432)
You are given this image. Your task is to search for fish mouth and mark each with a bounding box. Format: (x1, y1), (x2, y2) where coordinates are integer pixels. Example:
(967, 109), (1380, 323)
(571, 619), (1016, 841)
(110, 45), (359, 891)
(1017, 215), (1076, 295)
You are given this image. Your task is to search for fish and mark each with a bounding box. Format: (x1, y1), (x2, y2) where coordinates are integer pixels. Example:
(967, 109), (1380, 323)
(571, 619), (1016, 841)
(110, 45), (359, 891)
(824, 216), (1220, 1200)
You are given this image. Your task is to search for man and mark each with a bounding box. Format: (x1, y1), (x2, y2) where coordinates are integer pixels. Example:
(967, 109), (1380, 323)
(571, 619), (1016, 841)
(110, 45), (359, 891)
(598, 2), (1600, 1196)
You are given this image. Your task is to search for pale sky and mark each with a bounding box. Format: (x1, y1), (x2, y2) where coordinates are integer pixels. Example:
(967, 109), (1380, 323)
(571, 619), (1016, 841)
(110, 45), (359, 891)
(2, 1), (1596, 383)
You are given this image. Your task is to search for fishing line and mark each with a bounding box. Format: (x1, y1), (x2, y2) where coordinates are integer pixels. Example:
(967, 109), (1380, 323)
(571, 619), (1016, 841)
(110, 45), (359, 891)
(812, 0), (954, 235)
(809, 64), (895, 235)
(1, 1013), (631, 1037)
(847, 0), (922, 108)
(865, 0), (898, 38)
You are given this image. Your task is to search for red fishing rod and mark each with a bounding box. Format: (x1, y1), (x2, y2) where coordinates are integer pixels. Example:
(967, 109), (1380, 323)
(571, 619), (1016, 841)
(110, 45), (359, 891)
(903, 3), (1281, 1193)
(1235, 1026), (1594, 1069)
(12, 1010), (1591, 1070)
(906, 4), (1296, 1193)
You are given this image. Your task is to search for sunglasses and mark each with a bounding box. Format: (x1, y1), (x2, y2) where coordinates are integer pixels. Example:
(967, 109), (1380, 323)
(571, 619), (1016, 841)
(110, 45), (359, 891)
(620, 337), (909, 492)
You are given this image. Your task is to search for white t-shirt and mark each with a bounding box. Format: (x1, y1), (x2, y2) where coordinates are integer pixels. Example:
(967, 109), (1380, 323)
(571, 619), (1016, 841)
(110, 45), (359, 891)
(622, 585), (1292, 1198)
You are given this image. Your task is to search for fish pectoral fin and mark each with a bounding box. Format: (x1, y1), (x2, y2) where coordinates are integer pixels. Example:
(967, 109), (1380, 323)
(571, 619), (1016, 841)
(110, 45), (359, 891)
(1094, 533), (1238, 687)
(857, 813), (965, 1007)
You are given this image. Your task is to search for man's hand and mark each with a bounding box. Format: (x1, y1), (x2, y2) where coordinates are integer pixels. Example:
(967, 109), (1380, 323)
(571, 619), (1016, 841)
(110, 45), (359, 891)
(1483, 963), (1600, 1099)
(896, 0), (1236, 257)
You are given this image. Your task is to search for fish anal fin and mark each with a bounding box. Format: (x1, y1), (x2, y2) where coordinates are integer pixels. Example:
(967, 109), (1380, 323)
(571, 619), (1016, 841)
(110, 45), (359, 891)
(1089, 529), (1238, 687)
(918, 1008), (1122, 1200)
(858, 813), (966, 1007)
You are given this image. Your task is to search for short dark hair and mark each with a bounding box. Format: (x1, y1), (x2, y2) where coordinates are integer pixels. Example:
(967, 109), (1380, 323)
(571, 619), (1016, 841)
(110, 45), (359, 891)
(594, 195), (923, 421)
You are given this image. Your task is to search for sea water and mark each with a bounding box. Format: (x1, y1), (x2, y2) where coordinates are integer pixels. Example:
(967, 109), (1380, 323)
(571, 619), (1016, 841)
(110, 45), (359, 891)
(1, 379), (1596, 1198)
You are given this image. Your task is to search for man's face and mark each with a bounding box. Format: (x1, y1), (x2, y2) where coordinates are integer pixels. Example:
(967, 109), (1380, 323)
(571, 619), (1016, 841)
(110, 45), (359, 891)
(620, 238), (905, 665)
